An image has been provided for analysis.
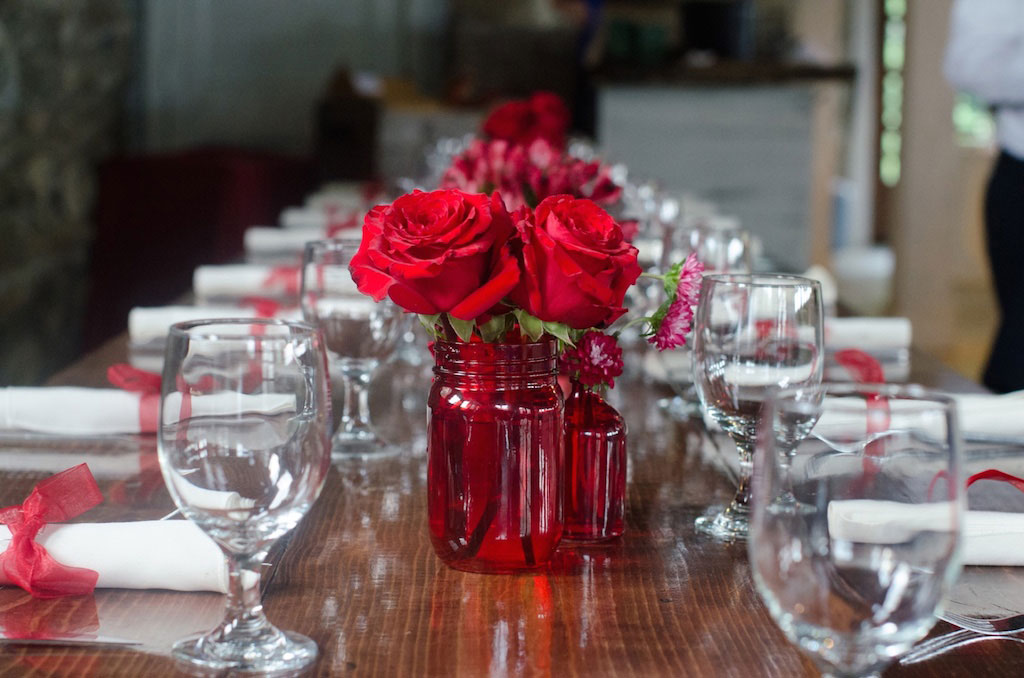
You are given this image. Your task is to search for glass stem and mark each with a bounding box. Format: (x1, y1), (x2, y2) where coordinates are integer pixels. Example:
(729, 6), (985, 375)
(214, 551), (271, 643)
(339, 360), (375, 436)
(727, 441), (754, 515)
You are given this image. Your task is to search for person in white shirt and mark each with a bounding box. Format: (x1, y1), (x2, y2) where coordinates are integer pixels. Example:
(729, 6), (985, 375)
(945, 0), (1024, 393)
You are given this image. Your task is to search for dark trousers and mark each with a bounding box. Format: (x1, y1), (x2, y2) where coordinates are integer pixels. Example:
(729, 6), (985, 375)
(982, 151), (1024, 392)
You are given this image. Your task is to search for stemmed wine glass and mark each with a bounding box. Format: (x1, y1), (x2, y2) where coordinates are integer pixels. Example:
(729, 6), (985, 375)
(658, 220), (752, 420)
(692, 273), (824, 540)
(687, 217), (752, 275)
(750, 384), (964, 677)
(158, 318), (331, 673)
(301, 239), (404, 459)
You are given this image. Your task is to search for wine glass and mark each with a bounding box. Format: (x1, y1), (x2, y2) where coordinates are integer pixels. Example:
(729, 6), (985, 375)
(750, 384), (964, 677)
(692, 273), (824, 540)
(657, 217), (752, 420)
(301, 239), (404, 459)
(688, 216), (752, 275)
(158, 318), (331, 673)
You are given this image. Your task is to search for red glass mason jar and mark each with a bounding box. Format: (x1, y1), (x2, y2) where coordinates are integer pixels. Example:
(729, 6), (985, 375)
(562, 380), (627, 542)
(427, 339), (564, 573)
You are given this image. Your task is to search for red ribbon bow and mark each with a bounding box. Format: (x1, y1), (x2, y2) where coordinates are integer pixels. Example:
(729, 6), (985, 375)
(261, 266), (300, 297)
(834, 349), (890, 487)
(0, 464), (104, 598)
(107, 363), (161, 433)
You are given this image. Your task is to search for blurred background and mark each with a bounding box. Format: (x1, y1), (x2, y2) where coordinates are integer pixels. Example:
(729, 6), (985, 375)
(0, 0), (994, 384)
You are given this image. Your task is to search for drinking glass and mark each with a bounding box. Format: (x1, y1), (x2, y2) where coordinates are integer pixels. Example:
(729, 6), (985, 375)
(658, 216), (752, 420)
(158, 319), (331, 673)
(688, 217), (752, 275)
(750, 384), (964, 677)
(692, 274), (824, 540)
(301, 239), (404, 459)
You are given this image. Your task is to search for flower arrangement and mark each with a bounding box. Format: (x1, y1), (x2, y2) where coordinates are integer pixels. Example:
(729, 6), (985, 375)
(481, 90), (571, 149)
(348, 188), (703, 387)
(439, 138), (622, 212)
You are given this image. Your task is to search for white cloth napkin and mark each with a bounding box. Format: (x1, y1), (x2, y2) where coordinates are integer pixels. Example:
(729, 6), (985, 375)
(952, 391), (1024, 438)
(825, 317), (912, 351)
(245, 227), (306, 259)
(829, 499), (1024, 566)
(815, 391), (1024, 441)
(0, 520), (229, 592)
(280, 207), (330, 230)
(0, 389), (296, 436)
(129, 305), (301, 346)
(193, 264), (300, 302)
(0, 388), (147, 435)
(279, 205), (364, 230)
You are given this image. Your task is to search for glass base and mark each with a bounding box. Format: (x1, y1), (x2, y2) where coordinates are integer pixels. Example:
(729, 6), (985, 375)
(657, 395), (702, 421)
(331, 431), (401, 460)
(172, 629), (317, 676)
(695, 504), (749, 541)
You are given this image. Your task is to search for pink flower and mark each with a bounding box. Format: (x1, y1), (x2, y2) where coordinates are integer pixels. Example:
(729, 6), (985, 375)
(648, 253), (704, 351)
(440, 139), (530, 210)
(561, 331), (624, 388)
(441, 137), (623, 211)
(649, 298), (694, 351)
(675, 252), (704, 304)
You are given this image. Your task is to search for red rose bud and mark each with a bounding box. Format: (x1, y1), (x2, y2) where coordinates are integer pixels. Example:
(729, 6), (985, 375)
(348, 189), (520, 320)
(509, 195), (642, 330)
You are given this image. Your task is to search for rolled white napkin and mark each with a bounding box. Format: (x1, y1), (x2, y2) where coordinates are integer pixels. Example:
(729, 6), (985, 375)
(952, 391), (1024, 439)
(193, 264), (300, 302)
(280, 207), (329, 230)
(0, 388), (149, 435)
(279, 206), (363, 233)
(815, 391), (1024, 441)
(129, 305), (301, 346)
(829, 499), (1023, 566)
(305, 183), (367, 211)
(244, 227), (322, 258)
(825, 317), (912, 351)
(0, 389), (297, 436)
(0, 520), (229, 592)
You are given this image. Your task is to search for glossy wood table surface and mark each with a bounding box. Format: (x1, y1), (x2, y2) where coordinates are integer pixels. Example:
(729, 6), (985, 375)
(2, 337), (1022, 677)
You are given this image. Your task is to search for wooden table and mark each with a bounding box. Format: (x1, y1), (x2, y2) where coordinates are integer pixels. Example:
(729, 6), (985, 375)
(1, 337), (1022, 677)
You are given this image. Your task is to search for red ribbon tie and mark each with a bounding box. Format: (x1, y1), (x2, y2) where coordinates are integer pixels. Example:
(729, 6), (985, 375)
(0, 464), (104, 598)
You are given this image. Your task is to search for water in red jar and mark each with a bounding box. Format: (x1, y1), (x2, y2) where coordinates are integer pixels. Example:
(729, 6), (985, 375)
(562, 381), (627, 542)
(427, 340), (564, 573)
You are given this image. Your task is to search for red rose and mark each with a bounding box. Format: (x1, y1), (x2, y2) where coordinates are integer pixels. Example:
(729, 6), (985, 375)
(483, 91), (571, 149)
(509, 195), (642, 329)
(349, 190), (519, 320)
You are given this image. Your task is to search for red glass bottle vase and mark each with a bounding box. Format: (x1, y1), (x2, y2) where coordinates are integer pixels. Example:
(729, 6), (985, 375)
(427, 339), (564, 573)
(562, 380), (627, 542)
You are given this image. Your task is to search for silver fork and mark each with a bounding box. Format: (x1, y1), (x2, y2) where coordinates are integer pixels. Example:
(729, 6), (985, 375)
(900, 628), (1024, 665)
(941, 611), (1024, 635)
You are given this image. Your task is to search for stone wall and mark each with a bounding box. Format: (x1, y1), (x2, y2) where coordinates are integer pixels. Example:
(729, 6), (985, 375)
(0, 0), (132, 384)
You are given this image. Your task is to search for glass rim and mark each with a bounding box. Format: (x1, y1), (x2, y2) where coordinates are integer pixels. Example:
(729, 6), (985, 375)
(167, 317), (320, 341)
(701, 273), (822, 288)
(770, 381), (959, 409)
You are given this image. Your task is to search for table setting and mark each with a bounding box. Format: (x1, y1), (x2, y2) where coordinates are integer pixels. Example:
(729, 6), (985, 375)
(2, 91), (1024, 677)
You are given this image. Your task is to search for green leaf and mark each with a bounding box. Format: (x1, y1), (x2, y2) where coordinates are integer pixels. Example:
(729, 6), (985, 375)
(478, 314), (510, 342)
(663, 260), (684, 299)
(417, 313), (442, 339)
(446, 314), (476, 342)
(542, 321), (574, 347)
(514, 309), (544, 342)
